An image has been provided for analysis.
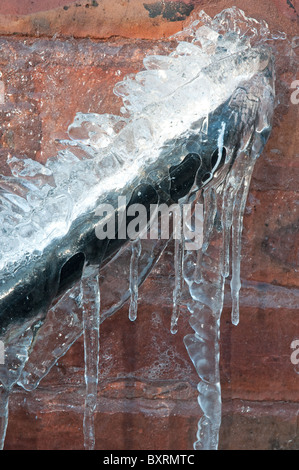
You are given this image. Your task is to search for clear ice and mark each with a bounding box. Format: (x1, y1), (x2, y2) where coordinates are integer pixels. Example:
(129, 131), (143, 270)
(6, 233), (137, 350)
(80, 266), (101, 451)
(171, 204), (184, 335)
(129, 238), (142, 322)
(0, 7), (280, 450)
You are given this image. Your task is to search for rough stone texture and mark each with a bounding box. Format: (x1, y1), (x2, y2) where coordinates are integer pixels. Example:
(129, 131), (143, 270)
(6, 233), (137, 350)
(0, 0), (298, 451)
(0, 0), (298, 39)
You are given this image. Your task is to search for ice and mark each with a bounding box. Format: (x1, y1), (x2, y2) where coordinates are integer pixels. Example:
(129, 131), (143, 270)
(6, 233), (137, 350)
(230, 166), (255, 326)
(182, 155), (272, 449)
(171, 204), (184, 335)
(183, 186), (224, 450)
(198, 6), (270, 41)
(67, 113), (127, 149)
(0, 7), (274, 275)
(17, 237), (171, 395)
(7, 156), (52, 179)
(182, 95), (274, 453)
(0, 325), (35, 449)
(80, 266), (101, 451)
(0, 386), (8, 451)
(128, 238), (142, 322)
(18, 285), (84, 391)
(0, 6), (279, 451)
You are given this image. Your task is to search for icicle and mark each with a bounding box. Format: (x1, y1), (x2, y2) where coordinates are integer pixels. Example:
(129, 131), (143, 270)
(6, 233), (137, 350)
(193, 188), (216, 287)
(19, 237), (172, 395)
(0, 386), (9, 450)
(128, 238), (142, 322)
(0, 326), (34, 450)
(220, 173), (245, 282)
(230, 165), (255, 325)
(183, 185), (224, 450)
(221, 187), (234, 279)
(80, 265), (101, 451)
(18, 284), (84, 392)
(171, 237), (183, 334)
(171, 203), (184, 334)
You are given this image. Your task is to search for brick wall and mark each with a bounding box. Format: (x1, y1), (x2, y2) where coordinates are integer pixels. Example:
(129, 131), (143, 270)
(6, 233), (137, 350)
(0, 0), (298, 450)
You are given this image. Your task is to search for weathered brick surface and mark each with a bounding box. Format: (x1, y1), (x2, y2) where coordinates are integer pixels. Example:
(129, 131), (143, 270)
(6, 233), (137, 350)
(0, 0), (298, 450)
(0, 0), (298, 39)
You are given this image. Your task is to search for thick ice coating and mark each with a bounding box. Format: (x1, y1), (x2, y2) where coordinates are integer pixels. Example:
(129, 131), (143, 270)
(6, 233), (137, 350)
(0, 8), (273, 273)
(0, 7), (277, 451)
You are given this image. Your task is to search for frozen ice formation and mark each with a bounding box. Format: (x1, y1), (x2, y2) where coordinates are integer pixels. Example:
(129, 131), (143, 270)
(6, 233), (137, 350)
(0, 7), (278, 450)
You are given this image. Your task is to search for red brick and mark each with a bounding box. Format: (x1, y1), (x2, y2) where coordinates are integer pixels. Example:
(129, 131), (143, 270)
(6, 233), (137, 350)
(0, 0), (297, 40)
(0, 0), (298, 451)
